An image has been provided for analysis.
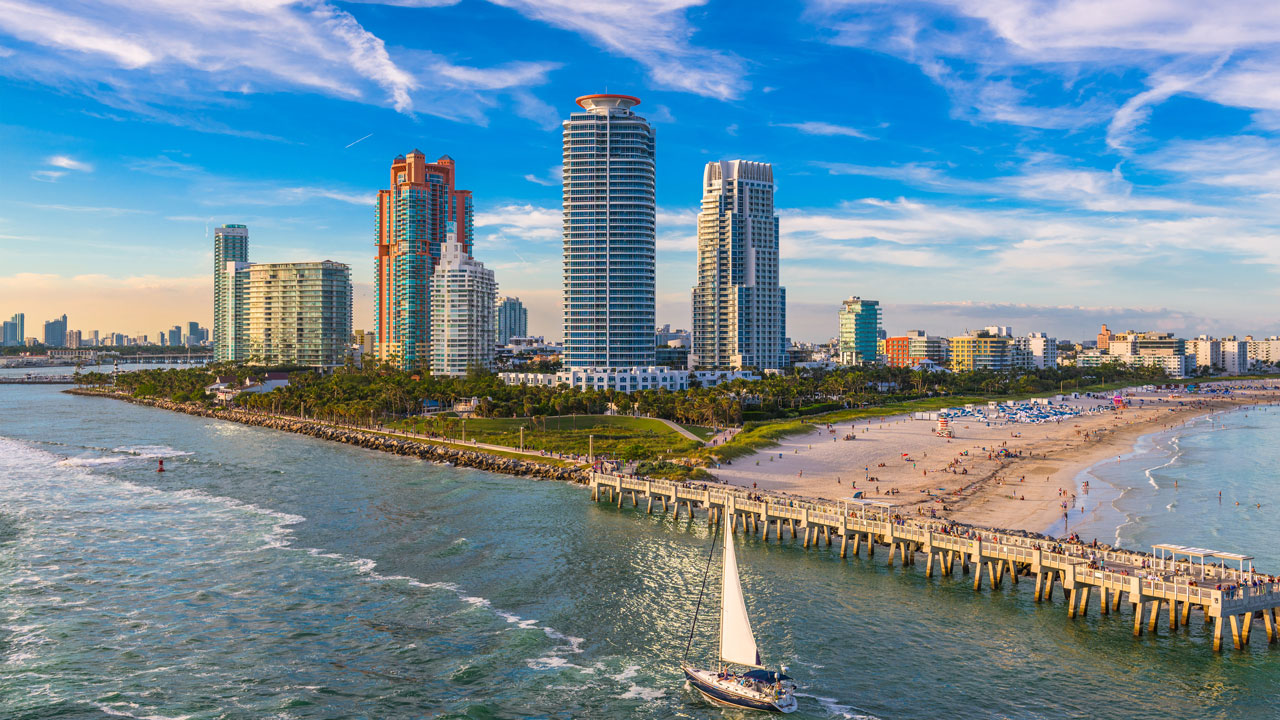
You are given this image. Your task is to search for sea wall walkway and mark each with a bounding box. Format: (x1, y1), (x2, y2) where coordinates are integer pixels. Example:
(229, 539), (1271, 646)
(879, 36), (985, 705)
(591, 472), (1280, 653)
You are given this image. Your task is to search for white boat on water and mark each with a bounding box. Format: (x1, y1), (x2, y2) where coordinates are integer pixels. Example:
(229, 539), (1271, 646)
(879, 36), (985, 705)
(682, 526), (797, 713)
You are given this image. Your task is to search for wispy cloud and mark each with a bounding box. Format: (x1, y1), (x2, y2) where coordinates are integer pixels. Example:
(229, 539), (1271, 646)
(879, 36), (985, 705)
(23, 203), (148, 216)
(47, 155), (93, 172)
(811, 0), (1280, 136)
(776, 121), (873, 139)
(523, 166), (563, 187)
(490, 0), (748, 99)
(475, 203), (561, 242)
(0, 0), (561, 132)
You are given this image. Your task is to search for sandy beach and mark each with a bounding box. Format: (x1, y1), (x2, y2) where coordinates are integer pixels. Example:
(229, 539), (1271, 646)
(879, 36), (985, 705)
(711, 382), (1280, 535)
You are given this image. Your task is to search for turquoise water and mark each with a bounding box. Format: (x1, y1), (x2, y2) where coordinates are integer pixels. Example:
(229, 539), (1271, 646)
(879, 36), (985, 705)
(1, 384), (1278, 719)
(1073, 404), (1280, 568)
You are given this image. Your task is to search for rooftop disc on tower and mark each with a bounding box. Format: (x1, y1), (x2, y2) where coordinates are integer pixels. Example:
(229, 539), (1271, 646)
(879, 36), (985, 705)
(575, 93), (641, 113)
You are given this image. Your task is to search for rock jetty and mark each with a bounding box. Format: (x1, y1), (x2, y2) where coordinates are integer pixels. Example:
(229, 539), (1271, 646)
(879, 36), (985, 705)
(66, 390), (587, 484)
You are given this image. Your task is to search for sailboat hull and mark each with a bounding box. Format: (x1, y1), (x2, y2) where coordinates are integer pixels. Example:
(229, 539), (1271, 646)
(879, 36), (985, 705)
(683, 667), (797, 713)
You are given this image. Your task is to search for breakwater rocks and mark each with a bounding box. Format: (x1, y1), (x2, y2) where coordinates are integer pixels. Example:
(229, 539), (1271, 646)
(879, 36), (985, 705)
(66, 390), (587, 483)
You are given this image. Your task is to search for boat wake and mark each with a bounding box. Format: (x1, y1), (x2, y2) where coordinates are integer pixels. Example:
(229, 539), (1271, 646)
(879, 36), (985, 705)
(793, 692), (881, 719)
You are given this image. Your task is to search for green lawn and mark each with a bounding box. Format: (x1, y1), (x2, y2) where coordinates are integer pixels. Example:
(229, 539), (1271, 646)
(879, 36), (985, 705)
(390, 414), (700, 461)
(677, 423), (718, 442)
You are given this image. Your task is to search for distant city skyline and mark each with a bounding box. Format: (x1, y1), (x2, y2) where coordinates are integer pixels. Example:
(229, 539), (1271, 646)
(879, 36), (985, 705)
(4, 2), (1280, 342)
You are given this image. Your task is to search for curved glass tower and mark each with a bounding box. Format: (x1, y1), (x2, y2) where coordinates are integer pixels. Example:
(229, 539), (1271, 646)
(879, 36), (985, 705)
(562, 94), (656, 369)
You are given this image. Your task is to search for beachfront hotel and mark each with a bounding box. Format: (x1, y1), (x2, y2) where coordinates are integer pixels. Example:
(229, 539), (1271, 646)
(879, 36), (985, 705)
(429, 223), (496, 376)
(213, 224), (249, 362)
(561, 93), (656, 369)
(375, 151), (474, 370)
(690, 160), (787, 371)
(837, 297), (881, 365)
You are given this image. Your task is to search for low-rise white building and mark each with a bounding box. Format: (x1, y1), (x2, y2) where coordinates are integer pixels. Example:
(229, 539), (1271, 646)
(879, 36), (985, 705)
(498, 366), (759, 392)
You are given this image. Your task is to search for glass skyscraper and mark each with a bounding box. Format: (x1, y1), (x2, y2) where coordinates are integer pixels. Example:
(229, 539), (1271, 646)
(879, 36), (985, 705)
(495, 296), (528, 345)
(690, 160), (786, 370)
(375, 151), (473, 370)
(213, 224), (249, 362)
(562, 94), (656, 369)
(838, 297), (882, 365)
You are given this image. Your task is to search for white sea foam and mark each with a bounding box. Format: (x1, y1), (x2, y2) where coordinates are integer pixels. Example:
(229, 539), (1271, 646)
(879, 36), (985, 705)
(113, 445), (194, 459)
(619, 684), (665, 701)
(496, 610), (539, 629)
(794, 692), (881, 719)
(56, 456), (126, 467)
(94, 703), (194, 720)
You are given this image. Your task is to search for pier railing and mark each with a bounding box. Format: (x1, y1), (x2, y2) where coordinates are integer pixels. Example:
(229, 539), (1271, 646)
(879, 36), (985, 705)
(590, 471), (1279, 652)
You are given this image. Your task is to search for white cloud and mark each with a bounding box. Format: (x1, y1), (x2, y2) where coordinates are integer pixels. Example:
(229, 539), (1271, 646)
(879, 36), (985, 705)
(523, 166), (563, 187)
(490, 0), (748, 99)
(30, 170), (66, 183)
(0, 0), (561, 130)
(24, 203), (148, 216)
(776, 121), (873, 139)
(475, 203), (561, 242)
(812, 0), (1280, 135)
(47, 155), (93, 172)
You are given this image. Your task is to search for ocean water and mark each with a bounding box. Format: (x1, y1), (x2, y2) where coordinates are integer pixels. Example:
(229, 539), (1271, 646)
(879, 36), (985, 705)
(1, 383), (1278, 719)
(1072, 404), (1280, 568)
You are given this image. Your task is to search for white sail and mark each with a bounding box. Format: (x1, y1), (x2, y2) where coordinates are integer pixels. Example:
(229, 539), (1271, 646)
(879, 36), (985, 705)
(719, 528), (762, 668)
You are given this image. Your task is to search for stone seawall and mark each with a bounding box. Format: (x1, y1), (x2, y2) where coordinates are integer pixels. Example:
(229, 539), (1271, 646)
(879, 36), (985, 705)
(66, 389), (588, 484)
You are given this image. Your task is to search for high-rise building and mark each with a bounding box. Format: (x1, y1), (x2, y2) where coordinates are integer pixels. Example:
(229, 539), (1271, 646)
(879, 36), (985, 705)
(562, 94), (656, 369)
(1190, 337), (1222, 370)
(837, 297), (880, 365)
(375, 151), (474, 370)
(219, 261), (251, 358)
(214, 224), (249, 361)
(495, 296), (528, 345)
(690, 160), (787, 370)
(245, 261), (353, 367)
(1026, 332), (1058, 369)
(2, 313), (22, 347)
(429, 224), (496, 376)
(1221, 338), (1249, 374)
(43, 314), (67, 347)
(66, 330), (82, 349)
(167, 326), (182, 347)
(1096, 324), (1112, 352)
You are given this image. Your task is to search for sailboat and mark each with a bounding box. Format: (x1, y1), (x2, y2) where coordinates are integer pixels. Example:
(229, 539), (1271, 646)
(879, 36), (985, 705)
(682, 525), (797, 713)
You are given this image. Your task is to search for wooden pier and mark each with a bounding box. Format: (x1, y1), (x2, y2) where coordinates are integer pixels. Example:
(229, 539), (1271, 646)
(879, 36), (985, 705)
(590, 472), (1280, 652)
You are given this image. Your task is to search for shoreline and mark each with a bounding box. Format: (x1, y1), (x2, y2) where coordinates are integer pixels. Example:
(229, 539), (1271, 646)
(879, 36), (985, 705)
(65, 389), (587, 484)
(710, 388), (1280, 537)
(1061, 403), (1257, 544)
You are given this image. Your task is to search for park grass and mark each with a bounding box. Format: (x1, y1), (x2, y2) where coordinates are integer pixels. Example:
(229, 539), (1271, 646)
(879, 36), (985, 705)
(677, 423), (718, 442)
(373, 429), (578, 467)
(389, 414), (700, 461)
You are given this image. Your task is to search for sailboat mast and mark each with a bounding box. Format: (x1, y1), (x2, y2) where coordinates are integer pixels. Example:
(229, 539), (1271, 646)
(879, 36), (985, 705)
(682, 521), (720, 663)
(718, 526), (726, 668)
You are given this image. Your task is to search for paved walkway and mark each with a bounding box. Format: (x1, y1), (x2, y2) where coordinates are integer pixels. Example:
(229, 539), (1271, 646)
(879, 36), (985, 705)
(651, 417), (705, 443)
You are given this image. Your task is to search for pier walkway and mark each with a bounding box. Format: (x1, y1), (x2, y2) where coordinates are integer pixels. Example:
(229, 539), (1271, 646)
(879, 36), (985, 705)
(591, 472), (1280, 652)
(0, 375), (77, 384)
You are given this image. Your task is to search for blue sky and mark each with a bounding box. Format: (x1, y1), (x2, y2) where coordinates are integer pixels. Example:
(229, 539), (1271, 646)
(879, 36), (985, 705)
(3, 0), (1280, 343)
